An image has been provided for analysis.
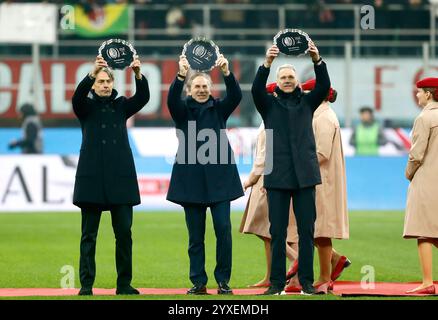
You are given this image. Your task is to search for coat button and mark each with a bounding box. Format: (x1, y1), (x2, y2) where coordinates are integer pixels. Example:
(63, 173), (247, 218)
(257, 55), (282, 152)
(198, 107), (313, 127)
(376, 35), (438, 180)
(113, 139), (117, 144)
(101, 124), (106, 128)
(102, 140), (106, 144)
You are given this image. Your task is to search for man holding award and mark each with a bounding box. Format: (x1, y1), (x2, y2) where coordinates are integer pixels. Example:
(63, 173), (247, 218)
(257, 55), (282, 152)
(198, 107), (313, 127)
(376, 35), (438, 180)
(166, 38), (243, 295)
(72, 40), (150, 296)
(252, 31), (331, 295)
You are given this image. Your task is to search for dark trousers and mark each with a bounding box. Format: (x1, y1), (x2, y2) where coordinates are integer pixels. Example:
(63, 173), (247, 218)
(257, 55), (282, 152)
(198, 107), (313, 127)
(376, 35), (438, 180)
(267, 187), (316, 289)
(79, 205), (133, 288)
(183, 201), (232, 286)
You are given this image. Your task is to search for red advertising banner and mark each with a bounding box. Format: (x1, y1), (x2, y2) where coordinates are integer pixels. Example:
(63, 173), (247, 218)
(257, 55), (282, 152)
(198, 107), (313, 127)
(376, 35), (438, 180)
(0, 59), (239, 120)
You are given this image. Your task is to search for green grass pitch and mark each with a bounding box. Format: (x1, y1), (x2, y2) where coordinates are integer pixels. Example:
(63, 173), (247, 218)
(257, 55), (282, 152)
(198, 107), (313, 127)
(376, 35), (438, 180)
(0, 210), (437, 300)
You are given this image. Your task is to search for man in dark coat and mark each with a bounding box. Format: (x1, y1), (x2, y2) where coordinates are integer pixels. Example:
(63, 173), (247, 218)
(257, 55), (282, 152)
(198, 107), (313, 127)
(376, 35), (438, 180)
(166, 53), (243, 295)
(72, 55), (150, 296)
(252, 41), (331, 295)
(8, 103), (43, 154)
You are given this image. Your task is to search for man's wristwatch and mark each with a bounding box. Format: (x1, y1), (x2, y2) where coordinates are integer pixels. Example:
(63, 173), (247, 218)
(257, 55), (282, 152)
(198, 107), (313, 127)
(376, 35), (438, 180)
(313, 56), (323, 64)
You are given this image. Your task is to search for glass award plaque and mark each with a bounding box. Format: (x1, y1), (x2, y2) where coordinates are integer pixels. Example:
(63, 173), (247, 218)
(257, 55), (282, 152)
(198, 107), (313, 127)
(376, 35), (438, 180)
(273, 29), (311, 56)
(182, 37), (220, 72)
(98, 39), (137, 70)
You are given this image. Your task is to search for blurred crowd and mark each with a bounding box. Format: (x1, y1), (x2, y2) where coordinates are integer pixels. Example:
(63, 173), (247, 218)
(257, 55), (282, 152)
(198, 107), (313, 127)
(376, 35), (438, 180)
(0, 0), (433, 30)
(0, 0), (434, 57)
(0, 0), (434, 4)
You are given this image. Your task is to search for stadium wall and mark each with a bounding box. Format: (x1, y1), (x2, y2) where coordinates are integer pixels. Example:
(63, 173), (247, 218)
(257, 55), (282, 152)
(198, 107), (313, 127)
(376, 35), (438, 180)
(1, 58), (437, 125)
(0, 128), (409, 212)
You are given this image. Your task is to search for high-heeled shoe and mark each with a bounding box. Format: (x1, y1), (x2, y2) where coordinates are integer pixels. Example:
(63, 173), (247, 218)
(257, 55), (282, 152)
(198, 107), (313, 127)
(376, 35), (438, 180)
(314, 281), (333, 294)
(331, 256), (351, 281)
(284, 282), (302, 293)
(286, 260), (298, 280)
(406, 285), (435, 294)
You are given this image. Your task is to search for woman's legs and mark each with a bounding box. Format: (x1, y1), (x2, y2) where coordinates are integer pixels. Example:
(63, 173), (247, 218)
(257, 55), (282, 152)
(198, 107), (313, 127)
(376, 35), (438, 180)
(314, 237), (333, 284)
(406, 239), (434, 292)
(286, 242), (298, 264)
(250, 239), (297, 287)
(417, 239), (434, 287)
(249, 236), (271, 287)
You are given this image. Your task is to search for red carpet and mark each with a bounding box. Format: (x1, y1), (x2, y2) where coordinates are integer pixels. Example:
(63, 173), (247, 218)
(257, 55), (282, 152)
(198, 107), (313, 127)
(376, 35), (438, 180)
(0, 282), (437, 297)
(0, 287), (265, 297)
(331, 281), (438, 297)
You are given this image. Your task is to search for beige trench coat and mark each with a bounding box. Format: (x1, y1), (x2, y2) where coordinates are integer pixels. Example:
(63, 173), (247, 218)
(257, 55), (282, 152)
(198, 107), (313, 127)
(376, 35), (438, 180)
(404, 102), (438, 239)
(312, 102), (349, 239)
(240, 124), (298, 243)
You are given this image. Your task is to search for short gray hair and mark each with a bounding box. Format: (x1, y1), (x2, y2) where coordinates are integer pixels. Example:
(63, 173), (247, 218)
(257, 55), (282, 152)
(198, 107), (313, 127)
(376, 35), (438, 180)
(276, 64), (296, 78)
(186, 72), (212, 89)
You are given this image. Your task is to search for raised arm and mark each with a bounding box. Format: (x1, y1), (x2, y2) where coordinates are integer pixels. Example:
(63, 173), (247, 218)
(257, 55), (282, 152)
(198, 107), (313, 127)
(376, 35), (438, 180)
(304, 41), (331, 111)
(72, 56), (107, 118)
(124, 57), (151, 119)
(72, 75), (94, 119)
(124, 75), (150, 119)
(167, 55), (189, 122)
(252, 45), (278, 118)
(216, 54), (242, 120)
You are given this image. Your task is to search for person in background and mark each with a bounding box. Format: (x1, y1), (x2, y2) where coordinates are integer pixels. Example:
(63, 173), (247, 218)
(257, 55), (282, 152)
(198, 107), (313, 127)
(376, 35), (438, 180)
(404, 77), (438, 295)
(8, 103), (43, 154)
(349, 106), (387, 156)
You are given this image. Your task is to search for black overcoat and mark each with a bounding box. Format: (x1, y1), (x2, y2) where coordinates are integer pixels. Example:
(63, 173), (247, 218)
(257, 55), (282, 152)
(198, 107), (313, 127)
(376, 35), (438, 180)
(166, 73), (244, 205)
(251, 62), (331, 190)
(72, 74), (150, 208)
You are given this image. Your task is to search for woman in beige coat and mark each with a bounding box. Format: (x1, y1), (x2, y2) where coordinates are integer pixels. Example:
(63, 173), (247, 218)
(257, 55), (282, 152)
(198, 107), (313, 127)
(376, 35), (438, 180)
(240, 123), (298, 288)
(311, 80), (350, 293)
(403, 77), (438, 295)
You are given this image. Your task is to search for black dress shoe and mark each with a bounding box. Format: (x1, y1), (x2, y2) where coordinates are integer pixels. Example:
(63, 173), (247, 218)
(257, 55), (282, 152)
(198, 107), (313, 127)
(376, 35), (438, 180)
(116, 285), (140, 295)
(301, 283), (315, 295)
(78, 287), (93, 296)
(259, 286), (284, 295)
(187, 284), (208, 295)
(217, 282), (233, 295)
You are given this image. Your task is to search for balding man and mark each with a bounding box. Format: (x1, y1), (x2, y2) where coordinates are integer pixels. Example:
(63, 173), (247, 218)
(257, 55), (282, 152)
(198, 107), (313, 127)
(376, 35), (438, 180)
(166, 54), (243, 295)
(251, 41), (331, 295)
